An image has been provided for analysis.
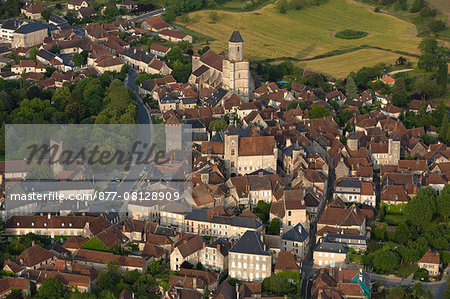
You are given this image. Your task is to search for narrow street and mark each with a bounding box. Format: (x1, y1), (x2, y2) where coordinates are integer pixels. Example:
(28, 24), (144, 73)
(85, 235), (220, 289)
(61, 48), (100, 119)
(115, 69), (153, 215)
(300, 153), (336, 298)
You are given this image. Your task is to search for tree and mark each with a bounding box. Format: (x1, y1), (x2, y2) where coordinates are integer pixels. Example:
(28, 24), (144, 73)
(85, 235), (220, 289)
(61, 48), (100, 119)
(262, 271), (299, 295)
(253, 201), (271, 222)
(414, 268), (429, 280)
(65, 10), (77, 25)
(409, 0), (425, 12)
(134, 73), (152, 86)
(178, 40), (193, 52)
(171, 63), (192, 83)
(209, 119), (227, 131)
(166, 47), (184, 63)
(418, 39), (439, 71)
(440, 112), (448, 143)
(429, 20), (446, 34)
(198, 46), (210, 55)
(103, 6), (119, 19)
(41, 9), (51, 22)
(287, 100), (306, 110)
(392, 78), (408, 107)
(72, 52), (85, 67)
(436, 61), (448, 89)
(148, 259), (161, 275)
(196, 262), (203, 270)
(396, 56), (407, 65)
(419, 7), (436, 18)
(268, 218), (281, 235)
(373, 251), (399, 272)
(394, 222), (411, 244)
(335, 110), (354, 127)
(436, 184), (450, 218)
(345, 76), (358, 100)
(50, 44), (60, 54)
(309, 104), (330, 119)
(209, 11), (218, 23)
(404, 187), (437, 229)
(387, 286), (405, 299)
(276, 0), (289, 13)
(29, 47), (38, 60)
(5, 289), (24, 299)
(38, 277), (64, 299)
(26, 164), (55, 180)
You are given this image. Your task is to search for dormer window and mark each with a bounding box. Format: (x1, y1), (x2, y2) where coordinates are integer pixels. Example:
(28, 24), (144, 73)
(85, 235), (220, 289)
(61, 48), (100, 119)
(31, 222), (34, 226)
(69, 223), (72, 227)
(44, 223), (47, 227)
(17, 222), (20, 226)
(61, 223), (65, 227)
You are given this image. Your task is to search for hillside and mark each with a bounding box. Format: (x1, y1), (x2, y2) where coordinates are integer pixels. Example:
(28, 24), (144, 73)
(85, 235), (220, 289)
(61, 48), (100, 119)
(182, 0), (421, 77)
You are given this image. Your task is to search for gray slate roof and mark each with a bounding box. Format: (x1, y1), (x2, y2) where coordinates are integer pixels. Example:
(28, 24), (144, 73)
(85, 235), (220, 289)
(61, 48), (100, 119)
(315, 241), (347, 253)
(15, 22), (48, 34)
(229, 31), (243, 43)
(282, 223), (309, 242)
(229, 230), (269, 255)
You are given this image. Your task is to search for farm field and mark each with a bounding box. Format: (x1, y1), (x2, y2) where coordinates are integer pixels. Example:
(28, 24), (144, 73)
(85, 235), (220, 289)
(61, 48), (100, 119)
(182, 0), (421, 77)
(297, 49), (418, 77)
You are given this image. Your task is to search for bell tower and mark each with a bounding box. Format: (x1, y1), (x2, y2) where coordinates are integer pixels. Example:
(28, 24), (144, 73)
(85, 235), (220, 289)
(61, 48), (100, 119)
(228, 30), (244, 62)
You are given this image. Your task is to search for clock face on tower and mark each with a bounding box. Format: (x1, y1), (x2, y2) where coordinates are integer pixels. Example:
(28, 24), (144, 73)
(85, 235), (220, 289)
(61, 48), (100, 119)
(231, 140), (235, 145)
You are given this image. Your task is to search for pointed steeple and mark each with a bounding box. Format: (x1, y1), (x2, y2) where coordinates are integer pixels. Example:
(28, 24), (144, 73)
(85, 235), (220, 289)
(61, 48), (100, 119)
(229, 30), (243, 42)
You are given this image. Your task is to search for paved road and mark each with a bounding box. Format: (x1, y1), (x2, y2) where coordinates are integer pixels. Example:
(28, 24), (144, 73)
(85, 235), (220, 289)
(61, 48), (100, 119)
(370, 273), (448, 299)
(114, 69), (153, 214)
(129, 8), (165, 22)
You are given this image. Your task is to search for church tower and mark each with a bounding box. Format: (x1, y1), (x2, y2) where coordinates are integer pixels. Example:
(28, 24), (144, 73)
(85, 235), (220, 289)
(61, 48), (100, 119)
(224, 123), (239, 176)
(222, 30), (254, 102)
(228, 31), (244, 61)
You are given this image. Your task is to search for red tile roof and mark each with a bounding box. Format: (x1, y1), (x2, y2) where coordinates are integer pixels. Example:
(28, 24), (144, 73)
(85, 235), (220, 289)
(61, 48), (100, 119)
(418, 250), (440, 265)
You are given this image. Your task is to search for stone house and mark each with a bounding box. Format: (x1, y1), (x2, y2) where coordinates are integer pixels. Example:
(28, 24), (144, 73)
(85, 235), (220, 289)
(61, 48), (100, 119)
(281, 223), (309, 260)
(12, 22), (48, 48)
(170, 234), (204, 271)
(313, 241), (347, 268)
(228, 231), (271, 282)
(418, 250), (440, 277)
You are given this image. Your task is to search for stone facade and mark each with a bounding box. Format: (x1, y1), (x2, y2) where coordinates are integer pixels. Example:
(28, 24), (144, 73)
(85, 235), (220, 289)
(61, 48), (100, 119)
(190, 31), (254, 101)
(13, 28), (47, 48)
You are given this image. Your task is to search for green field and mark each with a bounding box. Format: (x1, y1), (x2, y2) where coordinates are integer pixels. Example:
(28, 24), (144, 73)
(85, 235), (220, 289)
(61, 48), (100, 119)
(182, 0), (420, 78)
(298, 48), (417, 77)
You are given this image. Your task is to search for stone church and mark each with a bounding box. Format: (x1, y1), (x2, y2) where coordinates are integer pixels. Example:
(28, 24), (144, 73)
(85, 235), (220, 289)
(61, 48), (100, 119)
(189, 31), (255, 101)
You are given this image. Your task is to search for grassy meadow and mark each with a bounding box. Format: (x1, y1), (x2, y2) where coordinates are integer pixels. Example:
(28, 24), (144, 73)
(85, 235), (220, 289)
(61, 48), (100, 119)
(297, 49), (418, 78)
(181, 0), (421, 77)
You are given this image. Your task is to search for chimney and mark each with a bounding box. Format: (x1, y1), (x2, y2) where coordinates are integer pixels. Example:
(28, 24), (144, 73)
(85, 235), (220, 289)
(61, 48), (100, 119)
(202, 242), (206, 249)
(31, 240), (35, 246)
(217, 244), (221, 253)
(193, 277), (197, 289)
(183, 239), (187, 245)
(180, 231), (184, 239)
(123, 225), (126, 232)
